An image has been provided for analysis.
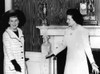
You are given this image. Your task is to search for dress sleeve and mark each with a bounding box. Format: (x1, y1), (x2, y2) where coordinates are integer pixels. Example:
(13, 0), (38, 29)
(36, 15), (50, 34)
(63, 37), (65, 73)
(83, 29), (95, 64)
(3, 32), (15, 60)
(52, 30), (67, 55)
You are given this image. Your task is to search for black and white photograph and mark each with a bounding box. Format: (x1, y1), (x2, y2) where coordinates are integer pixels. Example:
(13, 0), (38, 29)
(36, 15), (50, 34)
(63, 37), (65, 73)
(0, 0), (100, 74)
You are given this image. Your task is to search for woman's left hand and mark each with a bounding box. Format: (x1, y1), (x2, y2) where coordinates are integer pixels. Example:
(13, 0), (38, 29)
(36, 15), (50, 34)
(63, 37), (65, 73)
(92, 62), (99, 74)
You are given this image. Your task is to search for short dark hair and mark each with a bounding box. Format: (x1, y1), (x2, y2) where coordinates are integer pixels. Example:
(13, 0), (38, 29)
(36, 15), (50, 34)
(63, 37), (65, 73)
(66, 8), (83, 25)
(2, 9), (26, 28)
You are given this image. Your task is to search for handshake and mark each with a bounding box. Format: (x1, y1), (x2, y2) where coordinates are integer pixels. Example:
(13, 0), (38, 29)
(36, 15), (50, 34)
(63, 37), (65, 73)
(46, 53), (55, 59)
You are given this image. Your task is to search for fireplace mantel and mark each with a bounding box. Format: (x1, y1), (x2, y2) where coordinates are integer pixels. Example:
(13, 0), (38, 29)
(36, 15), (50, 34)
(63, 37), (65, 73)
(37, 25), (100, 51)
(36, 25), (100, 36)
(36, 25), (100, 74)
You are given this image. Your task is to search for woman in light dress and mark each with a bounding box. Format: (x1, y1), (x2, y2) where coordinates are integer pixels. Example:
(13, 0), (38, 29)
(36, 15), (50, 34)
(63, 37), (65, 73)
(46, 8), (99, 74)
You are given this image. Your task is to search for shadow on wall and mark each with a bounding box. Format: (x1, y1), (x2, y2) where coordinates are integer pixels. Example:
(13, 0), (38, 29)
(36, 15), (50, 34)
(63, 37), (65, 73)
(32, 27), (43, 52)
(0, 0), (5, 74)
(56, 47), (67, 74)
(87, 48), (100, 74)
(0, 19), (4, 74)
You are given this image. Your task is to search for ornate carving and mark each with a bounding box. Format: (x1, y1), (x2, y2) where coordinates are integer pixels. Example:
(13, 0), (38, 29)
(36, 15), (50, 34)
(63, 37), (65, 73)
(87, 0), (95, 16)
(42, 35), (51, 54)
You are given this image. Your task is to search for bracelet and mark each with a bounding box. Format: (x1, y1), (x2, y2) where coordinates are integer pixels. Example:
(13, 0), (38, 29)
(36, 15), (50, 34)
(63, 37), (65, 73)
(91, 62), (95, 65)
(91, 62), (99, 68)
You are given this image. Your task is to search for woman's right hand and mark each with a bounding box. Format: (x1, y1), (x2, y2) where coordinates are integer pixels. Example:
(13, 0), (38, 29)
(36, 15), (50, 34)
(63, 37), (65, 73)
(46, 53), (55, 59)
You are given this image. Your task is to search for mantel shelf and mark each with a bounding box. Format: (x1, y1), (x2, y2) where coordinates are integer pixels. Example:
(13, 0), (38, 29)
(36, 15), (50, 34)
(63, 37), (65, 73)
(36, 25), (100, 29)
(36, 25), (100, 36)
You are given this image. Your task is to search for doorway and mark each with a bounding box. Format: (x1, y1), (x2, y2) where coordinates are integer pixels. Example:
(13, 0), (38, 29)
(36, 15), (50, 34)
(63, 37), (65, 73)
(0, 0), (5, 74)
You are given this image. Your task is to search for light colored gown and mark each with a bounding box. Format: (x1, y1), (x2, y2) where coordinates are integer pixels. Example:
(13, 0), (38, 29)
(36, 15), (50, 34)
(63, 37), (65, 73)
(53, 25), (95, 74)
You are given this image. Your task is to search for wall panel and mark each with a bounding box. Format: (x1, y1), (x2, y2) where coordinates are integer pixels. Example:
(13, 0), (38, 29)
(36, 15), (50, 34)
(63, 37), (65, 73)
(12, 0), (98, 51)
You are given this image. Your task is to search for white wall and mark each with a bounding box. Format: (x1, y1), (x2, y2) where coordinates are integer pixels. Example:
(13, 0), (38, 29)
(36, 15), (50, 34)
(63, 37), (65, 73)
(5, 0), (12, 12)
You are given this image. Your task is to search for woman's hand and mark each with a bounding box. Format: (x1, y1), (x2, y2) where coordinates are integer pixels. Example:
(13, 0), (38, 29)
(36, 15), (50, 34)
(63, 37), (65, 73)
(91, 62), (99, 74)
(45, 53), (55, 59)
(11, 59), (21, 72)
